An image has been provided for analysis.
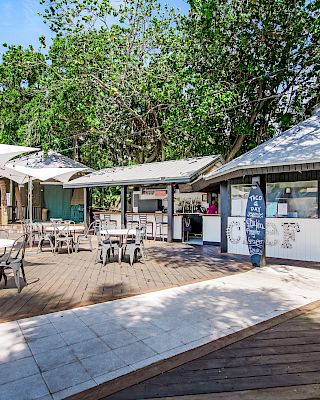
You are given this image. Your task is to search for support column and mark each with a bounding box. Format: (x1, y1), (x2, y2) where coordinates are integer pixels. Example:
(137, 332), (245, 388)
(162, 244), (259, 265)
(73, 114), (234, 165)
(167, 184), (174, 243)
(220, 181), (230, 253)
(121, 186), (127, 228)
(83, 188), (89, 226)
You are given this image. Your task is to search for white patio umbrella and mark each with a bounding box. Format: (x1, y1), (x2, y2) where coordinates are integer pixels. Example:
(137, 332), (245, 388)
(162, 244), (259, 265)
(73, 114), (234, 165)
(0, 144), (39, 169)
(2, 151), (91, 246)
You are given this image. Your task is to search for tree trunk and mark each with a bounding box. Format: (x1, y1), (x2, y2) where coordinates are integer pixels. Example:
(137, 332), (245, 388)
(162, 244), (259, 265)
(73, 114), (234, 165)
(225, 134), (245, 162)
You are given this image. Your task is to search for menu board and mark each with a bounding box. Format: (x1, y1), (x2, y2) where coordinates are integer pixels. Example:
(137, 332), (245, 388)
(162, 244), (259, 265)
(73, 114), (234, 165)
(245, 183), (266, 267)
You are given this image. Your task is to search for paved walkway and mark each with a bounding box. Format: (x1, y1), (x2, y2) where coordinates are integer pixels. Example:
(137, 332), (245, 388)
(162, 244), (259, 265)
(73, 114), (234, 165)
(1, 264), (320, 400)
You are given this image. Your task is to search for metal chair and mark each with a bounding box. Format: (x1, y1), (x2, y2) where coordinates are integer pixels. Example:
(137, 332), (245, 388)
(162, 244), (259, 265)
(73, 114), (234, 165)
(126, 214), (139, 229)
(75, 221), (96, 252)
(100, 214), (117, 229)
(138, 214), (153, 239)
(154, 212), (168, 241)
(36, 223), (55, 253)
(53, 222), (74, 254)
(0, 234), (27, 293)
(96, 228), (119, 265)
(123, 227), (147, 266)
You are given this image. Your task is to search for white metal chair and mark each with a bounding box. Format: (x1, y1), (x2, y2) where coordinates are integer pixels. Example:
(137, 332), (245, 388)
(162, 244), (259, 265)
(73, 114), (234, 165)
(0, 234), (27, 293)
(126, 214), (139, 229)
(139, 214), (153, 239)
(123, 227), (147, 266)
(53, 222), (74, 254)
(96, 228), (119, 265)
(154, 212), (168, 241)
(75, 221), (96, 252)
(100, 214), (117, 228)
(36, 223), (55, 253)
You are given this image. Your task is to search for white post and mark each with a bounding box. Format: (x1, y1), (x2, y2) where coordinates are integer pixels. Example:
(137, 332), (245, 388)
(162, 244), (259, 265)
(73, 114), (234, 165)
(83, 187), (87, 227)
(29, 177), (33, 248)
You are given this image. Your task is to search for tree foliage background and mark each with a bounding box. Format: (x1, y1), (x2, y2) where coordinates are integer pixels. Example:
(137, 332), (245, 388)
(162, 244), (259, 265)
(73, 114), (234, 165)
(0, 0), (319, 206)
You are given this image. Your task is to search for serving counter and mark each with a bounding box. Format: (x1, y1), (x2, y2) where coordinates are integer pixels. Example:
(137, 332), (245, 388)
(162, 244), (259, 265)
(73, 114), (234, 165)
(93, 211), (221, 244)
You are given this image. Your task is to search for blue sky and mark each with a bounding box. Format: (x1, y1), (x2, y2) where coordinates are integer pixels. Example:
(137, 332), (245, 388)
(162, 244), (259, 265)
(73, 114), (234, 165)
(0, 0), (189, 55)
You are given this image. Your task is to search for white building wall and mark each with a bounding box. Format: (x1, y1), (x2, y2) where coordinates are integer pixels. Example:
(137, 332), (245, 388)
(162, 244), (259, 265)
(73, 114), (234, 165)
(227, 217), (320, 262)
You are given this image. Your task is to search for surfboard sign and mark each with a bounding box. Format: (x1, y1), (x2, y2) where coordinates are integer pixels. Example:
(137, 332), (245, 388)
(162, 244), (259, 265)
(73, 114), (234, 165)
(245, 183), (266, 267)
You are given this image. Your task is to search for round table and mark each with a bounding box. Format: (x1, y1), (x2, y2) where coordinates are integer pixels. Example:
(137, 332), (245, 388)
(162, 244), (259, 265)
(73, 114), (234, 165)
(0, 239), (15, 249)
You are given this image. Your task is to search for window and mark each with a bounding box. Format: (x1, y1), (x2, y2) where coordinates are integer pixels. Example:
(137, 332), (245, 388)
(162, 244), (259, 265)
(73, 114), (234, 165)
(231, 185), (251, 216)
(266, 181), (318, 219)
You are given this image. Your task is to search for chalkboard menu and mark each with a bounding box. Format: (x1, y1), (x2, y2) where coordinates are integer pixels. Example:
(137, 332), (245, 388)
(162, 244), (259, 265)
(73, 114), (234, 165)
(245, 183), (266, 267)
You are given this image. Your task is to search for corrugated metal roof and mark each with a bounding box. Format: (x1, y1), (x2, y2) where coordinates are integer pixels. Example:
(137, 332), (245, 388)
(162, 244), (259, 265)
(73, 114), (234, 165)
(205, 109), (320, 181)
(64, 155), (221, 188)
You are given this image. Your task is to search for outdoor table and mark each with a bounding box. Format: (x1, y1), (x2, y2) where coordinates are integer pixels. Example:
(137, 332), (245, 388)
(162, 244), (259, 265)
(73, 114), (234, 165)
(45, 225), (85, 233)
(100, 228), (136, 263)
(0, 239), (15, 249)
(45, 225), (85, 251)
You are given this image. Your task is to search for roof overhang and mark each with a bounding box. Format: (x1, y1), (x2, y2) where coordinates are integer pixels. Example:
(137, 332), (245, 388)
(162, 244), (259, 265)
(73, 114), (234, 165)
(202, 159), (320, 187)
(64, 156), (223, 189)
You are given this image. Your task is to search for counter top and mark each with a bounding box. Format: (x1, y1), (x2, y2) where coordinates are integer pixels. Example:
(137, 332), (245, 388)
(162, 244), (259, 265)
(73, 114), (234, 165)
(93, 211), (220, 216)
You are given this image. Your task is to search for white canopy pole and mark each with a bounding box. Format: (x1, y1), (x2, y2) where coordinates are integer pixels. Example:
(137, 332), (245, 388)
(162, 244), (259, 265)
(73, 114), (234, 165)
(28, 176), (33, 248)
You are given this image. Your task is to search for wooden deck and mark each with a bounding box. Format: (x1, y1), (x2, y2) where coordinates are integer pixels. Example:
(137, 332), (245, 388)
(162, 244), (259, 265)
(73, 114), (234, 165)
(0, 241), (252, 322)
(104, 303), (320, 400)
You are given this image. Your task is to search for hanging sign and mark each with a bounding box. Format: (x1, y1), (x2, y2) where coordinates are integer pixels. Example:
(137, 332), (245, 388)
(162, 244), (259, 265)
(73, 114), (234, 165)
(245, 183), (266, 267)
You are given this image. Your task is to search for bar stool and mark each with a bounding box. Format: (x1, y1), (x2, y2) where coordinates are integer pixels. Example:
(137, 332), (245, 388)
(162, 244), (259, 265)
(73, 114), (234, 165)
(155, 212), (168, 241)
(126, 214), (139, 229)
(139, 214), (154, 239)
(101, 214), (117, 229)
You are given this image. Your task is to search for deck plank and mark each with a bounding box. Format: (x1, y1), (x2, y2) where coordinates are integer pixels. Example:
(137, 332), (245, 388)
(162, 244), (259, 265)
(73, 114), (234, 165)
(104, 307), (320, 400)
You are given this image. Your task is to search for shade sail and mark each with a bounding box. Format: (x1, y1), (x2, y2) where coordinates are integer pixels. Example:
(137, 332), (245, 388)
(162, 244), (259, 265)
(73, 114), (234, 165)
(4, 150), (91, 184)
(0, 144), (39, 168)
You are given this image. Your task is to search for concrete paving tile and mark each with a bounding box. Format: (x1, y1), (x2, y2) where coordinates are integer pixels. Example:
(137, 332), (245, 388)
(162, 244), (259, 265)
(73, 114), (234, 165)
(21, 323), (58, 341)
(52, 379), (96, 400)
(0, 356), (39, 385)
(0, 341), (32, 364)
(1, 328), (25, 345)
(50, 317), (87, 333)
(94, 365), (135, 385)
(151, 315), (185, 331)
(0, 373), (49, 400)
(34, 346), (77, 372)
(60, 326), (97, 345)
(80, 350), (126, 378)
(171, 325), (209, 344)
(78, 312), (115, 326)
(130, 354), (163, 371)
(100, 330), (139, 349)
(36, 395), (53, 400)
(0, 321), (21, 334)
(18, 315), (50, 329)
(127, 322), (165, 340)
(113, 341), (157, 365)
(69, 337), (110, 359)
(143, 331), (185, 354)
(90, 320), (124, 336)
(28, 333), (66, 355)
(42, 361), (91, 394)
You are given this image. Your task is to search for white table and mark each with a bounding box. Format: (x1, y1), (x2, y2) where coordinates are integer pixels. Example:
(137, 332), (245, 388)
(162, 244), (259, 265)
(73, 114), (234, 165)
(0, 239), (15, 249)
(100, 229), (136, 236)
(45, 225), (85, 233)
(100, 229), (136, 263)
